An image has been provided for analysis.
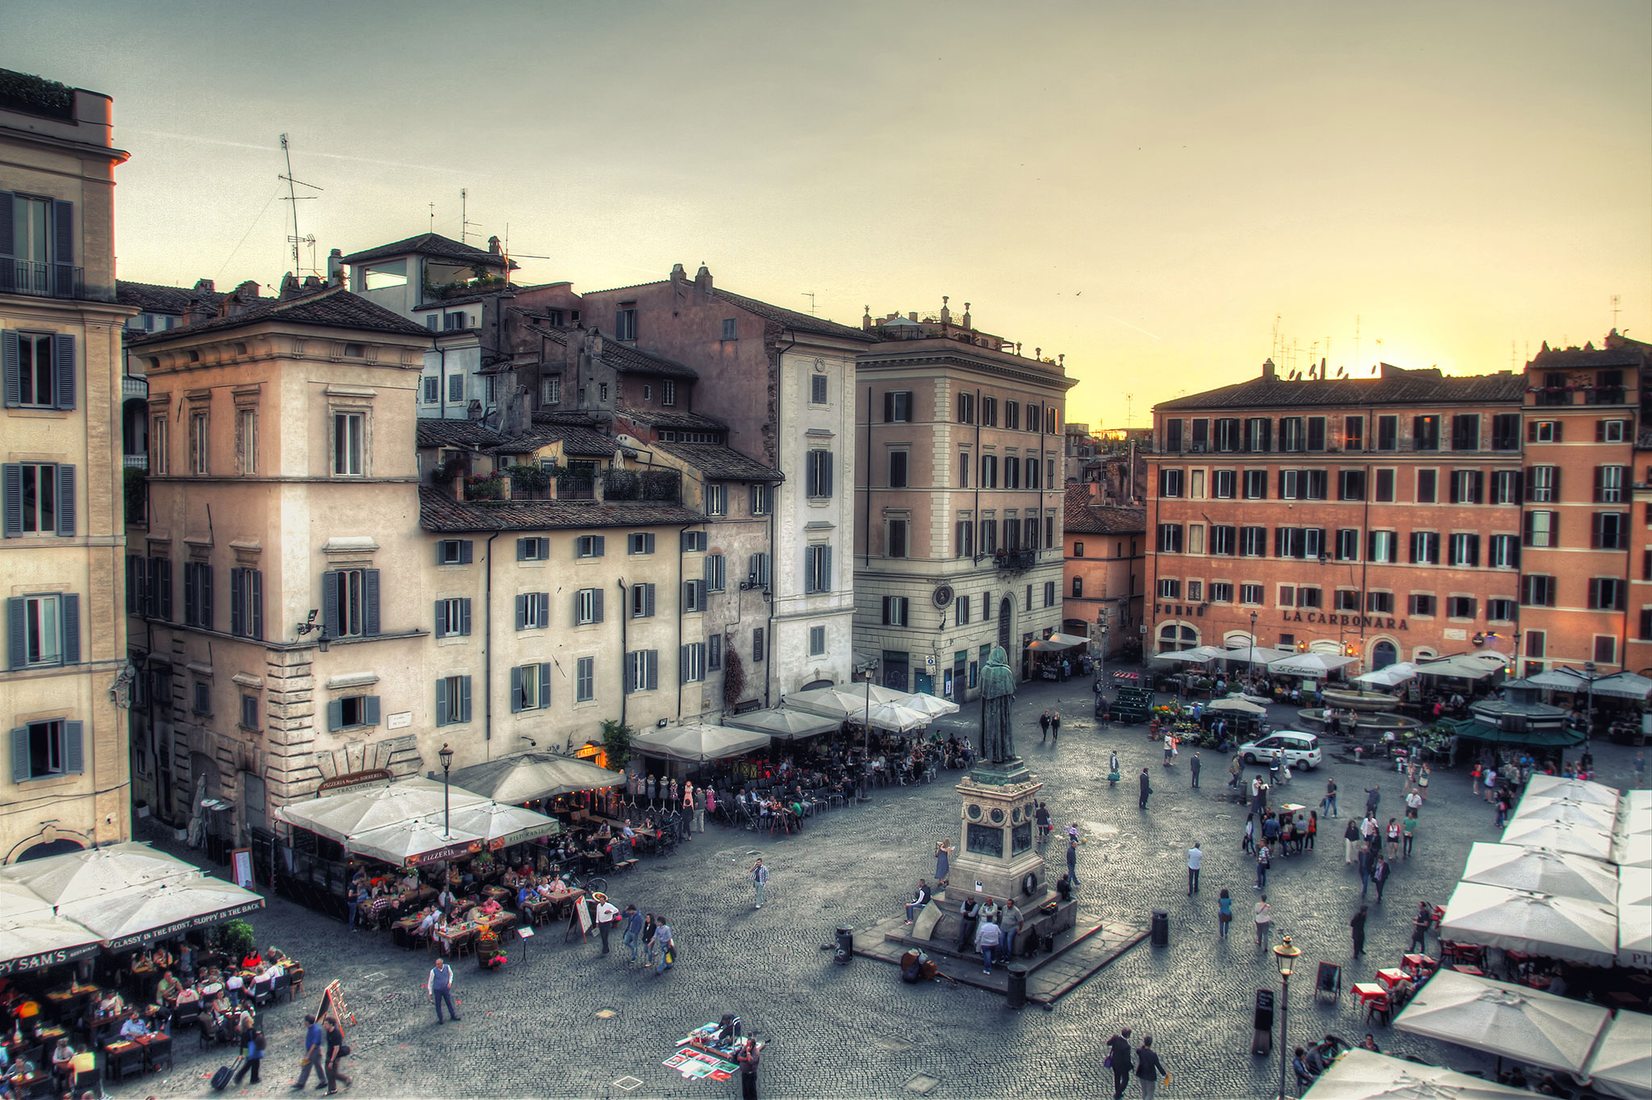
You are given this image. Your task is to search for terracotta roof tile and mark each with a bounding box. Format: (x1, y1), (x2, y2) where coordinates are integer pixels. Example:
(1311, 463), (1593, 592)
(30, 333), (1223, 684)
(1064, 487), (1145, 534)
(1156, 366), (1525, 411)
(129, 285), (433, 344)
(418, 486), (703, 532)
(341, 232), (511, 268)
(652, 442), (782, 482)
(416, 420), (507, 449)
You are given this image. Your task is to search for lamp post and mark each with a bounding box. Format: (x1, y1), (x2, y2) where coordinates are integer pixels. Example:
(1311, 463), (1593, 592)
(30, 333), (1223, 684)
(1583, 660), (1597, 744)
(1097, 622), (1109, 691)
(438, 742), (454, 834)
(1273, 934), (1302, 1099)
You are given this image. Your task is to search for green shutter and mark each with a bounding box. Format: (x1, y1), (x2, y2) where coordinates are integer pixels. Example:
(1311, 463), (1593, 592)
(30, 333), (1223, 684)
(52, 333), (75, 411)
(435, 678), (450, 727)
(434, 600), (446, 639)
(327, 700), (344, 731)
(63, 721), (83, 774)
(2, 463), (20, 537)
(10, 727), (28, 783)
(538, 663), (550, 709)
(54, 465), (75, 536)
(362, 569), (381, 635)
(60, 594), (79, 664)
(363, 696), (381, 726)
(459, 676), (472, 722)
(510, 667), (523, 712)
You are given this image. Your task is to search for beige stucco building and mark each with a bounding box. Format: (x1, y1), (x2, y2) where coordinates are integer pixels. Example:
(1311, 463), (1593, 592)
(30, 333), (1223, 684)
(1, 72), (133, 862)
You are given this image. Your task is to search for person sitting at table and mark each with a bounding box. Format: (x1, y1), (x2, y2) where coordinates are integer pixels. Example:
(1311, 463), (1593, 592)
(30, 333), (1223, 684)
(414, 908), (442, 939)
(478, 897), (502, 917)
(436, 884), (457, 918)
(130, 949), (153, 972)
(118, 1008), (149, 1040)
(155, 970), (182, 1004)
(49, 1039), (74, 1092)
(240, 948), (262, 970)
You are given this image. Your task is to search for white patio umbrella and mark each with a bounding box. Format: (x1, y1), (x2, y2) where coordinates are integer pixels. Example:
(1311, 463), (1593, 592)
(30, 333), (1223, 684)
(1616, 831), (1652, 870)
(1461, 843), (1619, 907)
(630, 723), (772, 764)
(448, 753), (621, 803)
(785, 685), (875, 720)
(1583, 1009), (1652, 1100)
(1523, 668), (1595, 691)
(725, 707), (841, 741)
(1223, 645), (1297, 667)
(1394, 969), (1611, 1075)
(1590, 672), (1652, 701)
(1207, 697), (1267, 716)
(1498, 816), (1615, 862)
(0, 911), (104, 974)
(62, 872), (265, 951)
(1522, 774), (1620, 809)
(1437, 881), (1618, 967)
(435, 801), (561, 849)
(346, 818), (483, 868)
(1416, 653), (1509, 680)
(850, 700), (930, 733)
(1270, 651), (1358, 677)
(1354, 662), (1417, 688)
(1619, 866), (1652, 968)
(1510, 798), (1619, 833)
(275, 777), (490, 848)
(0, 880), (53, 922)
(1, 842), (196, 907)
(900, 693), (960, 720)
(1152, 645), (1226, 665)
(1303, 1048), (1532, 1099)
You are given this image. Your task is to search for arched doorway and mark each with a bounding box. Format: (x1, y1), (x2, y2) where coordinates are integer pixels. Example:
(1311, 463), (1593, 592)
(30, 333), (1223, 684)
(1156, 622), (1199, 652)
(1371, 640), (1398, 670)
(15, 837), (85, 862)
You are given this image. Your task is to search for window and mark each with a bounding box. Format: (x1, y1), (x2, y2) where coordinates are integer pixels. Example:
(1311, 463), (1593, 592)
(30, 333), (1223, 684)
(1157, 523), (1184, 553)
(629, 532), (656, 555)
(1409, 531), (1440, 564)
(614, 306), (638, 341)
(236, 407), (258, 474)
(1242, 470), (1267, 499)
(981, 396), (997, 426)
(576, 656), (595, 702)
(435, 597), (472, 638)
(1280, 417), (1305, 451)
(1336, 588), (1361, 612)
(1210, 581), (1233, 603)
(512, 662), (551, 712)
(1277, 584), (1294, 608)
(709, 634), (723, 670)
(1005, 401), (1020, 430)
(810, 374), (828, 405)
(1450, 470), (1483, 504)
(228, 567), (263, 639)
(1344, 416), (1364, 450)
(1239, 526), (1267, 557)
(1595, 466), (1628, 504)
(1044, 581), (1057, 607)
(886, 517), (908, 558)
(662, 380), (676, 406)
(1448, 533), (1479, 567)
(2, 331), (74, 410)
(1368, 530), (1396, 563)
(435, 675), (472, 726)
(574, 587), (604, 626)
(806, 449), (834, 498)
(192, 680), (211, 716)
(978, 518), (996, 555)
(704, 553), (726, 593)
(1595, 636), (1619, 664)
(1409, 593), (1436, 616)
(683, 579), (707, 611)
(183, 562), (213, 629)
(679, 642), (707, 684)
(241, 693), (261, 731)
(1595, 512), (1630, 550)
(1159, 468), (1185, 498)
(1339, 469), (1366, 501)
(516, 591), (550, 629)
(979, 454), (998, 488)
(1598, 419), (1629, 444)
(1529, 420), (1562, 444)
(576, 535), (606, 559)
(332, 411), (364, 476)
(1522, 574), (1556, 606)
(1451, 414), (1480, 451)
(1376, 416), (1398, 451)
(1446, 596), (1477, 619)
(956, 597), (971, 625)
(1239, 583), (1263, 605)
(752, 627), (765, 663)
(1335, 528), (1360, 562)
(1373, 468), (1395, 502)
(749, 552), (772, 588)
(2, 462), (74, 537)
(1490, 470), (1521, 505)
(1413, 415), (1440, 451)
(1367, 591), (1395, 614)
(517, 537), (548, 561)
(188, 410), (210, 475)
(540, 376), (561, 406)
(1157, 579), (1181, 600)
(882, 596), (910, 626)
(11, 718), (82, 781)
(146, 557), (173, 620)
(327, 694), (380, 731)
(1003, 456), (1020, 490)
(1072, 576), (1084, 598)
(1209, 525), (1236, 555)
(1213, 418), (1240, 452)
(1416, 469), (1437, 504)
(884, 391), (913, 422)
(1590, 577), (1626, 611)
(1524, 511), (1557, 548)
(436, 539), (473, 565)
(955, 519), (974, 558)
(1297, 586), (1321, 609)
(6, 593), (77, 669)
(804, 545), (831, 593)
(149, 414), (169, 475)
(1307, 416), (1327, 451)
(889, 450), (908, 488)
(1489, 534), (1519, 569)
(741, 483), (769, 517)
(1528, 466), (1560, 502)
(809, 625), (826, 656)
(630, 583), (656, 619)
(957, 392), (975, 423)
(1213, 469), (1236, 499)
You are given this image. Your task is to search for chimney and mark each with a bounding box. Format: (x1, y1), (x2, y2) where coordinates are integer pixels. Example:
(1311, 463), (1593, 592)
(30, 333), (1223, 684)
(940, 295), (951, 326)
(488, 235), (502, 256)
(670, 262), (687, 292)
(302, 274), (324, 291)
(908, 311), (918, 323)
(694, 263), (713, 297)
(1261, 358), (1276, 382)
(279, 272), (301, 299)
(327, 248), (344, 286)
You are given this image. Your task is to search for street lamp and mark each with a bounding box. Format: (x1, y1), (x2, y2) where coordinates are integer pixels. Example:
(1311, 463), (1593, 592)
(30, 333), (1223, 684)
(1273, 934), (1302, 1099)
(438, 742), (455, 834)
(1097, 622), (1110, 691)
(1583, 660), (1597, 744)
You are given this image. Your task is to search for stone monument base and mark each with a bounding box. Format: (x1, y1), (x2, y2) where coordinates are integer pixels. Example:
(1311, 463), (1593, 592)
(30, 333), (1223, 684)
(948, 757), (1046, 905)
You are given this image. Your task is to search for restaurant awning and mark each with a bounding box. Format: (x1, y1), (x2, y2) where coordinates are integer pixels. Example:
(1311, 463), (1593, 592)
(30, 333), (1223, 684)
(1461, 843), (1619, 907)
(1353, 662), (1417, 688)
(1152, 645), (1228, 665)
(1269, 652), (1358, 677)
(0, 912), (104, 977)
(1619, 866), (1652, 969)
(848, 700), (929, 733)
(274, 776), (491, 848)
(1303, 1048), (1532, 1098)
(449, 753), (622, 804)
(1583, 1008), (1652, 1100)
(61, 873), (265, 951)
(1416, 653), (1509, 680)
(1437, 881), (1618, 968)
(3, 841), (197, 907)
(435, 801), (561, 850)
(1394, 969), (1611, 1076)
(1027, 632), (1088, 652)
(630, 723), (771, 764)
(347, 819), (485, 867)
(1590, 672), (1652, 701)
(1222, 644), (1299, 667)
(724, 707), (841, 741)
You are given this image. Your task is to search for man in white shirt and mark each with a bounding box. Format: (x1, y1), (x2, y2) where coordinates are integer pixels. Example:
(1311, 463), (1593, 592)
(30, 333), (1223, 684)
(1186, 842), (1203, 896)
(592, 893), (620, 955)
(118, 1010), (148, 1040)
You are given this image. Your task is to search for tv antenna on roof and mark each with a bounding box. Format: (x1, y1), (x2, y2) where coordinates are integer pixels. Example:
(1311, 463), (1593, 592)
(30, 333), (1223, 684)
(278, 134), (322, 277)
(802, 292), (817, 316)
(460, 189), (484, 245)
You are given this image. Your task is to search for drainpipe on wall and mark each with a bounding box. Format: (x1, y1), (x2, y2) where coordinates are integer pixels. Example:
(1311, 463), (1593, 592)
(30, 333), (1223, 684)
(767, 332), (796, 706)
(483, 530), (500, 750)
(617, 578), (628, 731)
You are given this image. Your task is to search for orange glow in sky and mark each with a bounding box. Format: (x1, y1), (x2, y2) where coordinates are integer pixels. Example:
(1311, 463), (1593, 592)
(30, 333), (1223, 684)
(11, 0), (1650, 425)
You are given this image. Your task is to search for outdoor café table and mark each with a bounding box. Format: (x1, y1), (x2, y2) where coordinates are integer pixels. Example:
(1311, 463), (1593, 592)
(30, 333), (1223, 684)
(34, 1025), (66, 1047)
(103, 1039), (144, 1081)
(434, 923), (477, 955)
(1375, 968), (1409, 993)
(1352, 982), (1391, 1024)
(482, 885), (510, 903)
(196, 981), (223, 999)
(1452, 964), (1485, 977)
(136, 1032), (171, 1073)
(1401, 953), (1437, 978)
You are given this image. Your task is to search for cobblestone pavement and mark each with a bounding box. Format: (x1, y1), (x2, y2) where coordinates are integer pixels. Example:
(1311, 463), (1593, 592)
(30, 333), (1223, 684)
(122, 680), (1647, 1099)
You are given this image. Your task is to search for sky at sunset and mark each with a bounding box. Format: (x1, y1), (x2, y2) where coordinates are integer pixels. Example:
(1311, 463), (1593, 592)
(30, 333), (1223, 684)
(10, 0), (1650, 426)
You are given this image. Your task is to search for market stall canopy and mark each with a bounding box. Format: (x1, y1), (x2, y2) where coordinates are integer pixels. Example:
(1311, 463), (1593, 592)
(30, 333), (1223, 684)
(1269, 651), (1358, 677)
(1394, 969), (1611, 1075)
(1584, 672), (1652, 701)
(1444, 719), (1585, 751)
(1499, 816), (1615, 862)
(1523, 774), (1621, 809)
(1152, 645), (1228, 665)
(1353, 662), (1418, 688)
(0, 911), (104, 977)
(630, 723), (771, 764)
(1582, 1009), (1652, 1100)
(1027, 632), (1089, 652)
(1415, 653), (1510, 680)
(1222, 644), (1299, 667)
(348, 818), (485, 867)
(1438, 881), (1618, 967)
(3, 841), (194, 907)
(1207, 697), (1267, 716)
(1620, 866), (1652, 968)
(725, 707), (841, 741)
(60, 873), (265, 951)
(433, 801), (560, 850)
(1302, 1048), (1532, 1099)
(274, 777), (491, 847)
(449, 753), (621, 804)
(1461, 843), (1619, 907)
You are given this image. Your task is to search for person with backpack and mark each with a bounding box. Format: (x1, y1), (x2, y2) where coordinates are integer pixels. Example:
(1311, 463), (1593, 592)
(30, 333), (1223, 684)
(1255, 841), (1272, 892)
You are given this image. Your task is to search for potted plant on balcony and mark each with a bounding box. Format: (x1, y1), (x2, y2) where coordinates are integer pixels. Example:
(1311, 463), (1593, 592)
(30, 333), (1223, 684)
(464, 474), (505, 501)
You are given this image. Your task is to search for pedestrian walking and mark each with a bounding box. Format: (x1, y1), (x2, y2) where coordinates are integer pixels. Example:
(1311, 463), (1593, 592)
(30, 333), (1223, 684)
(1471, 762), (1482, 797)
(1254, 895), (1274, 946)
(1163, 733), (1175, 766)
(1134, 1035), (1167, 1100)
(1190, 752), (1201, 789)
(1483, 766), (1497, 802)
(593, 892), (619, 953)
(1035, 802), (1052, 845)
(1243, 813), (1256, 855)
(1066, 835), (1082, 885)
(651, 916), (675, 975)
(1217, 888), (1233, 938)
(1139, 768), (1153, 810)
(1255, 841), (1271, 892)
(1107, 1028), (1134, 1100)
(426, 958), (460, 1025)
(1401, 814), (1416, 859)
(751, 858), (769, 910)
(292, 1014), (328, 1091)
(1495, 791), (1510, 828)
(345, 873), (362, 932)
(1040, 710), (1052, 743)
(1372, 855), (1391, 903)
(233, 1029), (263, 1086)
(1364, 785), (1381, 816)
(693, 786), (707, 833)
(1050, 707), (1061, 742)
(1186, 842), (1202, 895)
(1324, 777), (1339, 818)
(620, 904), (643, 963)
(1350, 905), (1368, 958)
(1306, 809), (1318, 852)
(323, 1016), (352, 1095)
(642, 913), (658, 968)
(1409, 901), (1432, 953)
(1385, 818), (1401, 861)
(974, 913), (1002, 974)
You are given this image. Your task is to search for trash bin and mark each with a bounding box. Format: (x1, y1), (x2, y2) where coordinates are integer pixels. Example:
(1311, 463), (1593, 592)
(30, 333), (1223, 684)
(1151, 909), (1169, 948)
(1251, 988), (1275, 1055)
(834, 927), (853, 965)
(1005, 964), (1029, 1009)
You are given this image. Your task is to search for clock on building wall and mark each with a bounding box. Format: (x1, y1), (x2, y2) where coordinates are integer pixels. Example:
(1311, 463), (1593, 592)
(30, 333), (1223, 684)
(933, 584), (955, 609)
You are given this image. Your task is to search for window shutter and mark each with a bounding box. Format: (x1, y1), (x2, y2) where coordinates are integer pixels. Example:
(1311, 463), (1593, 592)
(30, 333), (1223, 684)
(510, 667), (524, 712)
(824, 459), (833, 497)
(883, 392), (894, 422)
(327, 700), (344, 731)
(230, 569), (244, 637)
(681, 645), (691, 684)
(460, 540), (473, 564)
(6, 598), (23, 670)
(572, 591), (582, 626)
(52, 201), (74, 293)
(363, 696), (381, 725)
(593, 588), (604, 622)
(459, 676), (472, 722)
(645, 585), (655, 617)
(0, 191), (12, 257)
(461, 599), (472, 636)
(52, 334), (75, 411)
(537, 664), (551, 708)
(882, 597), (892, 625)
(594, 535), (605, 556)
(435, 543), (446, 565)
(61, 594), (79, 664)
(362, 569), (381, 635)
(517, 539), (529, 561)
(515, 594), (526, 630)
(10, 727), (28, 783)
(1595, 467), (1605, 502)
(1, 331), (18, 408)
(822, 547), (831, 589)
(156, 557), (172, 619)
(2, 463), (20, 537)
(184, 566), (198, 627)
(249, 570), (264, 639)
(647, 651), (658, 690)
(322, 570), (339, 636)
(63, 720), (83, 774)
(50, 464), (74, 536)
(434, 601), (446, 639)
(435, 678), (450, 726)
(200, 567), (212, 630)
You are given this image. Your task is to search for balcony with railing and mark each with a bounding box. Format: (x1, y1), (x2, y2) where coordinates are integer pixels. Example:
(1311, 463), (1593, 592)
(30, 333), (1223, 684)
(994, 548), (1039, 573)
(122, 375), (149, 402)
(0, 260), (84, 300)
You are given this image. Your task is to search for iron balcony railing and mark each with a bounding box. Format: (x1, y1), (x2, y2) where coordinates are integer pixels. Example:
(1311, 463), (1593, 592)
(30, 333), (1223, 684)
(0, 260), (84, 300)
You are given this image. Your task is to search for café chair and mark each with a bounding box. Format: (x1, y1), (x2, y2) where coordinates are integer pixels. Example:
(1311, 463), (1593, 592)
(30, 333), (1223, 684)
(143, 1033), (173, 1073)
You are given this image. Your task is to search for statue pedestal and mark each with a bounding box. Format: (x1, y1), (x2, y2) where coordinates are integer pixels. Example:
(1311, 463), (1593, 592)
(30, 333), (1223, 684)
(943, 758), (1047, 906)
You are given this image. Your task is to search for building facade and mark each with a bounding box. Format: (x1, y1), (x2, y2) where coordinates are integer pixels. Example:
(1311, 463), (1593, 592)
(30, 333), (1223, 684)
(1146, 360), (1527, 672)
(1061, 487), (1144, 661)
(853, 303), (1073, 694)
(1, 72), (133, 862)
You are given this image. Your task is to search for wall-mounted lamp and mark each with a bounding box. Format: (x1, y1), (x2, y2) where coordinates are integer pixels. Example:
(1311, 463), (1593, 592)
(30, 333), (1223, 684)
(295, 609), (328, 652)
